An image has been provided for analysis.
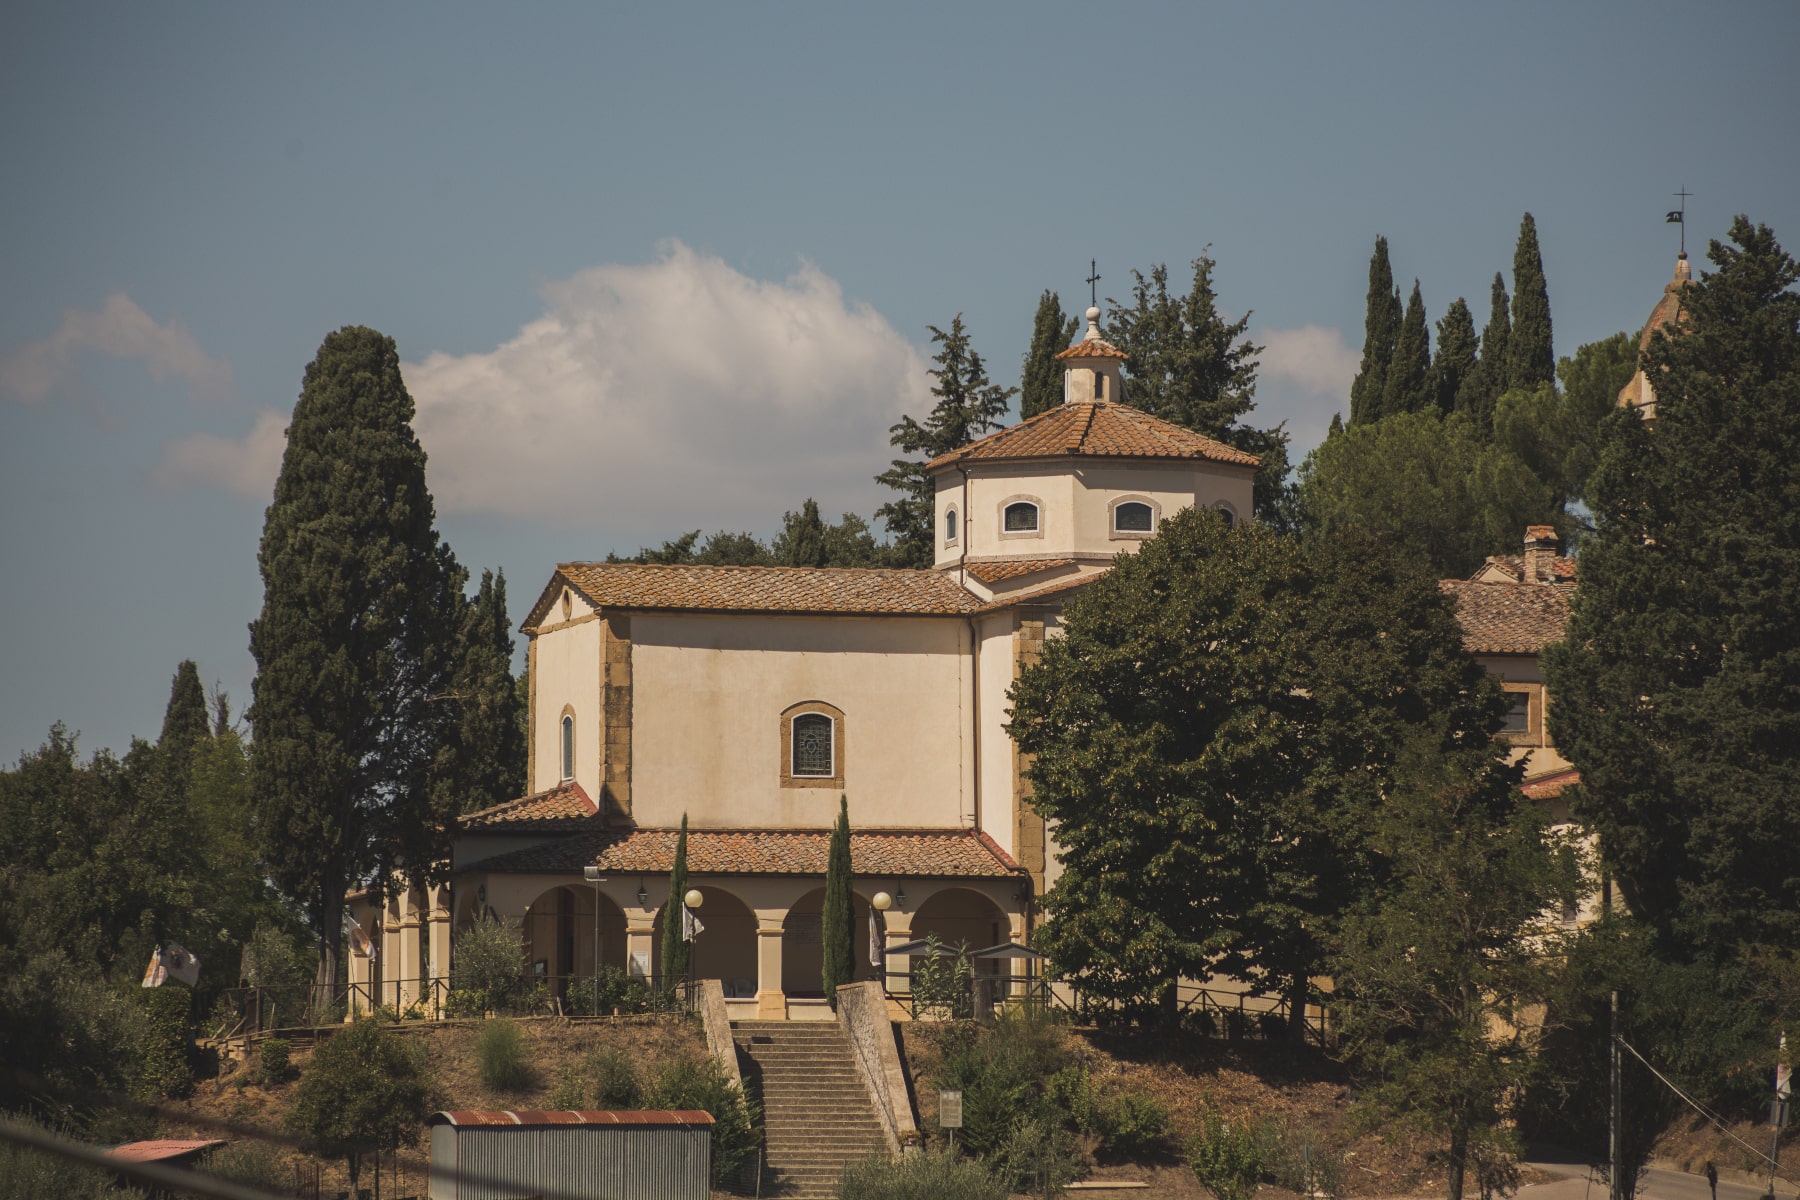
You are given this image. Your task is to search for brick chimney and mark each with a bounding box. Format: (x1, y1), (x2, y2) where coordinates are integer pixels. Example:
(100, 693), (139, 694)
(1522, 525), (1559, 583)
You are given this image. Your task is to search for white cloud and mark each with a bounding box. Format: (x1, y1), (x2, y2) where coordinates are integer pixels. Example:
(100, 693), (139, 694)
(1252, 324), (1360, 459)
(404, 241), (931, 528)
(1, 293), (233, 406)
(152, 408), (288, 499)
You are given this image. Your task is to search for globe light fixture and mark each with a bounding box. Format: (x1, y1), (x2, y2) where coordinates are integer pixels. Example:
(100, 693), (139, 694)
(871, 891), (893, 912)
(684, 888), (704, 909)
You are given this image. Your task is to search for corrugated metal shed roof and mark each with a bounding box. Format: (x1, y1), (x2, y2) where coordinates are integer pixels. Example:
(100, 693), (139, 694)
(429, 1110), (714, 1127)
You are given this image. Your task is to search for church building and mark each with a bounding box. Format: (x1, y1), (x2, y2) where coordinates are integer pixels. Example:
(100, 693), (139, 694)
(351, 307), (1258, 1020)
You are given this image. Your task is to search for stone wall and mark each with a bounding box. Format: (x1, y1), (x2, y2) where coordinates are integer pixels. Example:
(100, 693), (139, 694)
(835, 980), (918, 1155)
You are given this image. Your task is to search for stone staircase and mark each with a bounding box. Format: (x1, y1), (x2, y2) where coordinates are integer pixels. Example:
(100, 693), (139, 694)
(732, 1019), (890, 1199)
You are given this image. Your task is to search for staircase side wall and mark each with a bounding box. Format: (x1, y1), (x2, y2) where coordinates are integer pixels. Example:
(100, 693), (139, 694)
(697, 979), (744, 1091)
(836, 981), (918, 1156)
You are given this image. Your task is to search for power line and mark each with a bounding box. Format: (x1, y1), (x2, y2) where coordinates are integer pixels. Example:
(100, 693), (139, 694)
(1614, 1035), (1795, 1190)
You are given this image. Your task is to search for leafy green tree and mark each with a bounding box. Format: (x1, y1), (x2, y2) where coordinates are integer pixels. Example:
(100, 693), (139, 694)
(1459, 273), (1512, 434)
(1349, 236), (1402, 425)
(1506, 212), (1555, 390)
(821, 795), (854, 1007)
(1330, 733), (1568, 1200)
(437, 570), (525, 814)
(1384, 280), (1432, 414)
(876, 315), (1015, 566)
(1105, 255), (1293, 525)
(249, 326), (468, 998)
(661, 813), (692, 981)
(287, 1017), (440, 1189)
(774, 498), (829, 567)
(1008, 511), (1501, 1026)
(1543, 216), (1800, 958)
(1021, 289), (1077, 419)
(1433, 297), (1479, 416)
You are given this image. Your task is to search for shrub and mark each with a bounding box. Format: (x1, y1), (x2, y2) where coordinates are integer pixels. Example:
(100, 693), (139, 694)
(837, 1149), (1007, 1200)
(934, 1008), (1071, 1157)
(0, 1125), (148, 1200)
(548, 1065), (587, 1109)
(1256, 1119), (1343, 1200)
(648, 1053), (760, 1186)
(910, 936), (973, 1020)
(1090, 1091), (1171, 1163)
(587, 1045), (644, 1109)
(450, 917), (527, 1014)
(1256, 1012), (1287, 1042)
(258, 1038), (291, 1086)
(287, 1018), (440, 1190)
(204, 1143), (289, 1190)
(241, 922), (311, 989)
(474, 1019), (534, 1092)
(1188, 1113), (1262, 1200)
(135, 986), (194, 1099)
(991, 1116), (1084, 1199)
(567, 965), (653, 1015)
(1222, 1009), (1250, 1040)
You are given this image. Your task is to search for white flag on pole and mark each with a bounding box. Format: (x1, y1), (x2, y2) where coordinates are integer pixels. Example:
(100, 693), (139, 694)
(681, 905), (705, 943)
(348, 916), (376, 963)
(162, 943), (201, 988)
(869, 906), (882, 968)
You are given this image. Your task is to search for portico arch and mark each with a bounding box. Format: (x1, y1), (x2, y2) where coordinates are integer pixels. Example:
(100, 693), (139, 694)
(910, 887), (1009, 974)
(651, 885), (757, 994)
(521, 884), (629, 995)
(782, 887), (878, 998)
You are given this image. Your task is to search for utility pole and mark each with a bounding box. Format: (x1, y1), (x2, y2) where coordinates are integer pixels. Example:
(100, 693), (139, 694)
(1611, 990), (1625, 1200)
(1767, 1031), (1788, 1200)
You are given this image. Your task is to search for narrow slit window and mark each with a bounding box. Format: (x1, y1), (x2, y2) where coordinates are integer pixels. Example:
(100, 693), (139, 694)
(791, 714), (834, 777)
(1004, 502), (1039, 533)
(945, 508), (958, 542)
(1501, 692), (1530, 734)
(560, 714), (574, 780)
(1114, 501), (1154, 532)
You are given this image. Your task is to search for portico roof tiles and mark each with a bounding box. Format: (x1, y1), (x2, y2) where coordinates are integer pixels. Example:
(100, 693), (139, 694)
(962, 558), (1078, 584)
(926, 401), (1260, 470)
(460, 781), (600, 831)
(1439, 579), (1574, 655)
(1520, 768), (1580, 801)
(555, 562), (982, 617)
(462, 827), (1023, 878)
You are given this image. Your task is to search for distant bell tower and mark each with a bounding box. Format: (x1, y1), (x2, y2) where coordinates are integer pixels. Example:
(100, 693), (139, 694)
(1055, 305), (1127, 404)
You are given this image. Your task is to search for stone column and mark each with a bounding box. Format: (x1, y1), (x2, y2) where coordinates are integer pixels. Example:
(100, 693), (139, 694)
(428, 884), (452, 1018)
(397, 885), (423, 1011)
(755, 918), (787, 1020)
(380, 893), (404, 1011)
(345, 918), (372, 1018)
(882, 912), (915, 994)
(625, 910), (657, 984)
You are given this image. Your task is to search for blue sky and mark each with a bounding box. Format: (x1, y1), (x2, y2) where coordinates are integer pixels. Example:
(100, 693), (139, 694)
(3, 1), (1796, 761)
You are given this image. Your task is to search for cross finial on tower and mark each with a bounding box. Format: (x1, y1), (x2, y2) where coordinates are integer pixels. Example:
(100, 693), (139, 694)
(1667, 187), (1693, 257)
(1086, 259), (1101, 308)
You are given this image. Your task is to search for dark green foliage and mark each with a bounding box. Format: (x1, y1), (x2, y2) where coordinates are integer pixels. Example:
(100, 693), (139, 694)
(586, 1045), (645, 1108)
(448, 916), (525, 1014)
(566, 965), (652, 1016)
(1009, 512), (1501, 1016)
(157, 661), (210, 792)
(661, 814), (691, 980)
(838, 1149), (1007, 1200)
(1460, 274), (1512, 434)
(822, 795), (855, 1007)
(1187, 1114), (1262, 1200)
(647, 1053), (760, 1185)
(439, 570), (525, 815)
(1544, 216), (1800, 958)
(201, 1143), (289, 1191)
(1021, 290), (1078, 419)
(1433, 298), (1479, 416)
(250, 326), (467, 992)
(259, 1037), (292, 1086)
(1055, 1066), (1171, 1162)
(615, 503), (890, 569)
(1349, 237), (1403, 425)
(0, 951), (152, 1133)
(1255, 1119), (1345, 1199)
(933, 1010), (1074, 1157)
(910, 935), (973, 1020)
(876, 315), (1015, 566)
(1506, 213), (1555, 390)
(1104, 254), (1293, 525)
(473, 1019), (534, 1092)
(1384, 281), (1432, 414)
(1329, 733), (1566, 1200)
(287, 1017), (440, 1187)
(0, 1123), (150, 1200)
(991, 1116), (1083, 1199)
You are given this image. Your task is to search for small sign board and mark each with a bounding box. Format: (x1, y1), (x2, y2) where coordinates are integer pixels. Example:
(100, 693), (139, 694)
(939, 1090), (963, 1129)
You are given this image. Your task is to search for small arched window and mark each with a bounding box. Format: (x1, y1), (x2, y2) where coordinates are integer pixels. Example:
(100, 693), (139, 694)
(1003, 502), (1040, 533)
(1214, 503), (1236, 527)
(945, 508), (958, 543)
(560, 714), (574, 781)
(1114, 501), (1154, 533)
(791, 713), (834, 777)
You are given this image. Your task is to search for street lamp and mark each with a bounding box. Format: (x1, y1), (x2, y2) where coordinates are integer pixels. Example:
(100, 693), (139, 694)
(683, 889), (704, 984)
(871, 891), (892, 911)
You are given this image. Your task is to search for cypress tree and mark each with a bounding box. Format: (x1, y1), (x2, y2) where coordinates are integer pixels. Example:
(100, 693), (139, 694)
(874, 315), (1015, 566)
(1383, 281), (1432, 414)
(1020, 290), (1077, 419)
(821, 795), (855, 1008)
(248, 326), (465, 997)
(1544, 216), (1800, 958)
(437, 569), (525, 815)
(1432, 298), (1479, 416)
(1461, 273), (1512, 434)
(158, 660), (211, 793)
(773, 498), (829, 567)
(1349, 237), (1402, 425)
(1507, 212), (1555, 390)
(661, 813), (691, 982)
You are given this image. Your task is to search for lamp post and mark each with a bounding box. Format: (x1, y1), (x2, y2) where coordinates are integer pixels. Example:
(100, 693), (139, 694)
(684, 889), (704, 983)
(582, 867), (606, 1014)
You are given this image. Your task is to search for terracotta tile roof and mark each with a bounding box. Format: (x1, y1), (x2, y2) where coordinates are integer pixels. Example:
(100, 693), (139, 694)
(1440, 579), (1574, 655)
(461, 782), (600, 831)
(106, 1140), (224, 1164)
(925, 402), (1260, 471)
(1055, 337), (1127, 360)
(552, 563), (980, 618)
(463, 827), (1023, 879)
(974, 570), (1104, 613)
(429, 1111), (714, 1128)
(1520, 768), (1580, 801)
(963, 558), (1078, 585)
(1478, 554), (1579, 584)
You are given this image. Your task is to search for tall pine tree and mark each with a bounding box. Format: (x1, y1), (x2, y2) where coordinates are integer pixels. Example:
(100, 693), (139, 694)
(1506, 212), (1555, 390)
(1349, 237), (1403, 425)
(249, 326), (466, 995)
(874, 315), (1015, 567)
(1020, 290), (1077, 419)
(437, 569), (525, 815)
(821, 795), (855, 1008)
(1544, 216), (1800, 958)
(1459, 273), (1512, 434)
(1432, 298), (1479, 416)
(1383, 281), (1432, 414)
